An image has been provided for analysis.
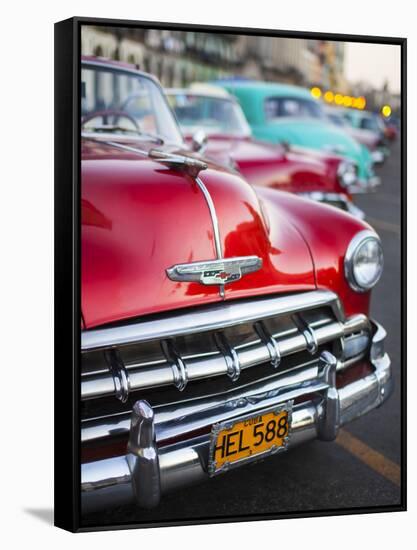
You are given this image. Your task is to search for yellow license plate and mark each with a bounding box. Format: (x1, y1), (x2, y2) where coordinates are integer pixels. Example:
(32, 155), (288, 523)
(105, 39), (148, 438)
(208, 402), (292, 476)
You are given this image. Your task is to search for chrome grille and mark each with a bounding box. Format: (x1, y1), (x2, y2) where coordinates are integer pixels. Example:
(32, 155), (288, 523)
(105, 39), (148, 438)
(81, 290), (371, 406)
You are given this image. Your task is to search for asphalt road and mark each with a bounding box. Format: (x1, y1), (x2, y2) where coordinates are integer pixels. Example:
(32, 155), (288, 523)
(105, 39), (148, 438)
(82, 139), (404, 529)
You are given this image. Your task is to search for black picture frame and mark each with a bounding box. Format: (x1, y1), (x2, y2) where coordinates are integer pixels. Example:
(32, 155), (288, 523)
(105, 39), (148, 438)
(54, 16), (407, 533)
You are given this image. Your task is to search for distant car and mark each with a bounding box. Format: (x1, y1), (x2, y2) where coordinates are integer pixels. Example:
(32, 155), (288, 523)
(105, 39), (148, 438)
(212, 80), (380, 193)
(342, 109), (390, 160)
(381, 118), (398, 141)
(167, 86), (364, 217)
(324, 105), (386, 164)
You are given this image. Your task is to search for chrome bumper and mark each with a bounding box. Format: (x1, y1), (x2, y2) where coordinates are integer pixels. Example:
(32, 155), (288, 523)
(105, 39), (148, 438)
(81, 322), (392, 514)
(371, 150), (385, 164)
(297, 192), (365, 219)
(349, 175), (381, 194)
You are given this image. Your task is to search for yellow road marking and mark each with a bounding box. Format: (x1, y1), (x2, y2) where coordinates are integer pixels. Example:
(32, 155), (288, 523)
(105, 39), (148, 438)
(366, 217), (401, 236)
(336, 429), (401, 487)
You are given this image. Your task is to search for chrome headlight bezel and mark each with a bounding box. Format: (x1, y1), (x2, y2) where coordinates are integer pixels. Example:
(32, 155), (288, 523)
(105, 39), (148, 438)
(344, 230), (384, 292)
(337, 160), (358, 188)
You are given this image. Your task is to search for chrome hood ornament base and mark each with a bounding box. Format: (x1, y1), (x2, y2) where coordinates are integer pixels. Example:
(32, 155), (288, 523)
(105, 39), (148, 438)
(166, 256), (262, 286)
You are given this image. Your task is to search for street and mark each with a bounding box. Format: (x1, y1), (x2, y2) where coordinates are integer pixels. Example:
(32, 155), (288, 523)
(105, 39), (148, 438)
(82, 139), (403, 528)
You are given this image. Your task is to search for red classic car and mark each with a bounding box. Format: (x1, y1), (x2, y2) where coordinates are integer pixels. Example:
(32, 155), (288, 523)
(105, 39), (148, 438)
(80, 58), (392, 514)
(166, 86), (364, 218)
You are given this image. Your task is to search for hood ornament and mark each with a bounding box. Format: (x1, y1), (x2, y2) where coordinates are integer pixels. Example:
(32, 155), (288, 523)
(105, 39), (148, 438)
(149, 149), (208, 178)
(166, 256), (262, 286)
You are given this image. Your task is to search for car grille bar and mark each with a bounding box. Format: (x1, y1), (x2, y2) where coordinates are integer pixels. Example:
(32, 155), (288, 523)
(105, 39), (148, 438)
(82, 290), (343, 351)
(81, 291), (370, 402)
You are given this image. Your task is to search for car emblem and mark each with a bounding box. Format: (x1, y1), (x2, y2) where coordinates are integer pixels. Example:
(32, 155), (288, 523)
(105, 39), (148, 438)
(166, 256), (262, 286)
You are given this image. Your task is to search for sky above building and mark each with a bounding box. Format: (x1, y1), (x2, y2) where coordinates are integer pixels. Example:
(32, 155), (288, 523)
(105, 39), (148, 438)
(345, 42), (401, 93)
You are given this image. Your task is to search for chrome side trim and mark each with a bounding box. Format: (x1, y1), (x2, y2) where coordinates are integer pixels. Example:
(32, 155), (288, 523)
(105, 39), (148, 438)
(81, 290), (343, 351)
(194, 175), (222, 259)
(194, 174), (225, 299)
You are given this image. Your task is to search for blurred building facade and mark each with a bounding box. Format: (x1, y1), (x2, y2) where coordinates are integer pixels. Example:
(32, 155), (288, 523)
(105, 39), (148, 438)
(81, 26), (346, 90)
(82, 27), (240, 87)
(82, 26), (399, 114)
(349, 80), (401, 113)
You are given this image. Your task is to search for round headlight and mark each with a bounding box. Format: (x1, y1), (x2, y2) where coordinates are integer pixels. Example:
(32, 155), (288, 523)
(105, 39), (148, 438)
(344, 230), (383, 292)
(337, 160), (358, 188)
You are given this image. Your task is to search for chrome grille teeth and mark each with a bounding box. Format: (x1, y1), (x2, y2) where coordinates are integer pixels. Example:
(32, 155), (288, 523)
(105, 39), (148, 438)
(80, 292), (371, 402)
(293, 314), (319, 355)
(161, 340), (188, 391)
(104, 349), (130, 403)
(214, 332), (241, 382)
(254, 320), (281, 369)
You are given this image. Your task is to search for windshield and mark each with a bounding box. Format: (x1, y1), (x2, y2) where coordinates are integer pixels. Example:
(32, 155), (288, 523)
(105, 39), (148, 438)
(167, 93), (252, 137)
(81, 64), (183, 144)
(265, 96), (324, 121)
(326, 112), (348, 128)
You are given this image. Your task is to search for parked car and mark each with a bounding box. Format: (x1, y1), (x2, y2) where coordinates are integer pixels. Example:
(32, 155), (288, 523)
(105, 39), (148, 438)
(342, 109), (390, 161)
(381, 118), (399, 141)
(166, 86), (364, 218)
(80, 58), (392, 514)
(324, 105), (386, 164)
(213, 80), (380, 193)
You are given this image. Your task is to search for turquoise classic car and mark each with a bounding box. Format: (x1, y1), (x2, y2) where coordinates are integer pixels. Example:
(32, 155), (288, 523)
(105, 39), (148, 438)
(214, 81), (380, 192)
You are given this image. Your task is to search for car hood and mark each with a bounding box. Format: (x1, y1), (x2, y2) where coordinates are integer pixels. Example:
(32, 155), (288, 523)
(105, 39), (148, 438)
(204, 135), (284, 160)
(268, 118), (360, 153)
(81, 138), (316, 328)
(262, 119), (372, 179)
(194, 135), (336, 178)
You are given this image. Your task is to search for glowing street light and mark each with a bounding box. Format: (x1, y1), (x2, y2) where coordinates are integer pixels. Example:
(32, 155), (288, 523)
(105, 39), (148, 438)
(324, 91), (334, 103)
(320, 89), (366, 110)
(310, 87), (322, 99)
(381, 105), (392, 118)
(353, 96), (366, 110)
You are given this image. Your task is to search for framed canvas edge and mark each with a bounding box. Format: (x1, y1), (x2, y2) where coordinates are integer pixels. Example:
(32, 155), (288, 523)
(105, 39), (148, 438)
(53, 15), (407, 533)
(54, 16), (81, 533)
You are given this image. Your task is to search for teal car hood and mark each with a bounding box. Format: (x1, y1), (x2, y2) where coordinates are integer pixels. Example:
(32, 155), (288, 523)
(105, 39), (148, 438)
(253, 118), (373, 180)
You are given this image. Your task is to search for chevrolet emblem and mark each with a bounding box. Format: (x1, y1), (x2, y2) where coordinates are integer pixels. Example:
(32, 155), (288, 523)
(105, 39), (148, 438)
(166, 256), (262, 286)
